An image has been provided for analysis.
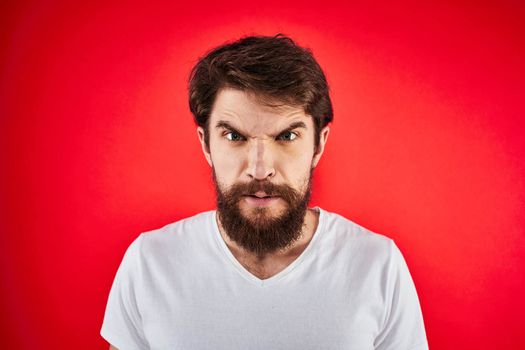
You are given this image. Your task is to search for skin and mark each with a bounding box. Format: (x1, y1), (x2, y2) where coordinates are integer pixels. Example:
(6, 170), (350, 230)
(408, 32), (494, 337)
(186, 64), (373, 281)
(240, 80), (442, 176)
(108, 88), (330, 349)
(198, 87), (330, 279)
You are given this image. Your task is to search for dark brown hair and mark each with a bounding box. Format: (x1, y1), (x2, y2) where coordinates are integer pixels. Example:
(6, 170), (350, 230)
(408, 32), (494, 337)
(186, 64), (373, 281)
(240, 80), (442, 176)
(188, 34), (333, 147)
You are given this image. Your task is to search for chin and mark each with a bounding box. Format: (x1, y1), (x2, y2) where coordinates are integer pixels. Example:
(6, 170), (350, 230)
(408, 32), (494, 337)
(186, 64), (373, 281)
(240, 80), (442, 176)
(240, 201), (286, 220)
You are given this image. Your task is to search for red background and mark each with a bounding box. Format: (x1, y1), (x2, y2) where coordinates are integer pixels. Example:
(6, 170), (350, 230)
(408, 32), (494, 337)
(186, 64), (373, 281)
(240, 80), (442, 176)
(1, 1), (524, 349)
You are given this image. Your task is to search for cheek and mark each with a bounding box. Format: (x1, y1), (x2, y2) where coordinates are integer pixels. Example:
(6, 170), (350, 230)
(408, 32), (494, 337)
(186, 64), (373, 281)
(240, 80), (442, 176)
(210, 147), (244, 181)
(286, 142), (315, 163)
(277, 147), (315, 177)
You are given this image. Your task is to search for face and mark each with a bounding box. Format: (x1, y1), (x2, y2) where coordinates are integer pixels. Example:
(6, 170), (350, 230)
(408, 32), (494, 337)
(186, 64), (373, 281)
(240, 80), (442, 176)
(197, 88), (329, 255)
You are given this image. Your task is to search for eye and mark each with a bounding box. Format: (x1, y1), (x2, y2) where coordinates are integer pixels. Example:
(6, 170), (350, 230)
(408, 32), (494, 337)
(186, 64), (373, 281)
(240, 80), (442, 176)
(225, 131), (245, 141)
(277, 131), (298, 142)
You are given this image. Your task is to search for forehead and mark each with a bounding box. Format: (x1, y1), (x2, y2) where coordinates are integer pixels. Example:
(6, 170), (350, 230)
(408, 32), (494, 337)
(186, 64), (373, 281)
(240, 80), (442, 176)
(210, 88), (313, 133)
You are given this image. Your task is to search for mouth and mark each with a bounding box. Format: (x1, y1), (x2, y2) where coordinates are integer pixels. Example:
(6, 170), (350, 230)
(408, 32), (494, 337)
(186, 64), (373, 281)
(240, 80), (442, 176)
(242, 191), (280, 206)
(244, 191), (277, 199)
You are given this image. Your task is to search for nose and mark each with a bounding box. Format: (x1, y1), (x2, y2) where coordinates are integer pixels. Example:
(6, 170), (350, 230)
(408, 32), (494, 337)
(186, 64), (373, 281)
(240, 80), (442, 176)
(245, 139), (275, 181)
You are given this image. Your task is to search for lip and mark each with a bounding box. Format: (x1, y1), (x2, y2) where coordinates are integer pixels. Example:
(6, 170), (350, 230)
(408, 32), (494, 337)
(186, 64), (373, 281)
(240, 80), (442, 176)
(243, 191), (273, 198)
(243, 194), (280, 207)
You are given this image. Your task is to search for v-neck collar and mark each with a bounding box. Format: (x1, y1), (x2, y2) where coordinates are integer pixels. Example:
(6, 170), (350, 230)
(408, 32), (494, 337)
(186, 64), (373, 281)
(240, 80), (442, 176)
(211, 207), (325, 287)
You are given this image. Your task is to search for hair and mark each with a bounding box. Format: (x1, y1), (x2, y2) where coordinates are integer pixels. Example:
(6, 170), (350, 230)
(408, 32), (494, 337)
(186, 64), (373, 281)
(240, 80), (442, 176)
(188, 34), (333, 148)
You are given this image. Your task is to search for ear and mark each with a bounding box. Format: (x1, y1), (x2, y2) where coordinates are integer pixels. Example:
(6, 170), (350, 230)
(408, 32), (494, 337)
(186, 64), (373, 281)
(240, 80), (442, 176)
(197, 126), (213, 167)
(311, 126), (330, 168)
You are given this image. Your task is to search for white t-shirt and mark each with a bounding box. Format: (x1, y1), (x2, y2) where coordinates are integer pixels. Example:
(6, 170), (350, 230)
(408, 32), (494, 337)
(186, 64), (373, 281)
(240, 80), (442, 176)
(101, 207), (428, 350)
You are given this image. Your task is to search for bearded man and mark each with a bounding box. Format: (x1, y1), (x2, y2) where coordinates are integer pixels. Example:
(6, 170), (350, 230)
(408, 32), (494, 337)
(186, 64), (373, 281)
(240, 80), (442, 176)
(101, 34), (428, 350)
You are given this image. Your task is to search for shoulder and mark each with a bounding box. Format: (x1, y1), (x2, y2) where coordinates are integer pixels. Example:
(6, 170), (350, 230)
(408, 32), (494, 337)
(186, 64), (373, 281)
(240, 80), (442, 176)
(319, 207), (394, 249)
(142, 210), (214, 243)
(317, 207), (399, 265)
(126, 210), (216, 263)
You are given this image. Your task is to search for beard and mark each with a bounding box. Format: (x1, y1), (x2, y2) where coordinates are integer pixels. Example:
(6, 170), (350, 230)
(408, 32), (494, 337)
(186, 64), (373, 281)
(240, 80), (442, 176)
(213, 169), (313, 257)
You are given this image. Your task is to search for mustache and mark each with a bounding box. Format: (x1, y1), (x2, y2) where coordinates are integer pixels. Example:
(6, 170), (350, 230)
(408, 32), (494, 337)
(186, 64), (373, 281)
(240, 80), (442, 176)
(223, 181), (301, 205)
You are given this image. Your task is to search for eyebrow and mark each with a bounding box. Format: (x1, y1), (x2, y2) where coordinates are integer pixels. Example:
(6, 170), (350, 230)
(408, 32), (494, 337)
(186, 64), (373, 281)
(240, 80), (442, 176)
(215, 120), (308, 138)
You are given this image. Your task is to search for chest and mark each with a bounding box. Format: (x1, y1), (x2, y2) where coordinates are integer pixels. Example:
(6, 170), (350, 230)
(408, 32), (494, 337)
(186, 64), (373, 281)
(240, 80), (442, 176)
(138, 276), (384, 350)
(234, 254), (300, 280)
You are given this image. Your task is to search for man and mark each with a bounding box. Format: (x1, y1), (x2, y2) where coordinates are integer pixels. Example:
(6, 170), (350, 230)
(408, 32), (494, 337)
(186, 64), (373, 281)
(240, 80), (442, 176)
(101, 34), (428, 349)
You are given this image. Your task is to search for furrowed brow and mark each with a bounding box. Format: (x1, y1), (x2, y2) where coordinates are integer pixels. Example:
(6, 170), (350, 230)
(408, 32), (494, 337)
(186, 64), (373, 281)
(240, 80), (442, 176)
(279, 121), (307, 133)
(215, 121), (245, 135)
(270, 121), (307, 138)
(214, 120), (308, 137)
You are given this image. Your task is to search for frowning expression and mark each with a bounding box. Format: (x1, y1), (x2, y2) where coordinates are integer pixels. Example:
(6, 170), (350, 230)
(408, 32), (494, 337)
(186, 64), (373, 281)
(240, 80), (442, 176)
(197, 88), (329, 219)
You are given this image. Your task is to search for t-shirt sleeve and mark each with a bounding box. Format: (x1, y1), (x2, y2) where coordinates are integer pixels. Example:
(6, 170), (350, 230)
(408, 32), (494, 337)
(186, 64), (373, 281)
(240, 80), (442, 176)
(101, 234), (149, 350)
(374, 241), (429, 350)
